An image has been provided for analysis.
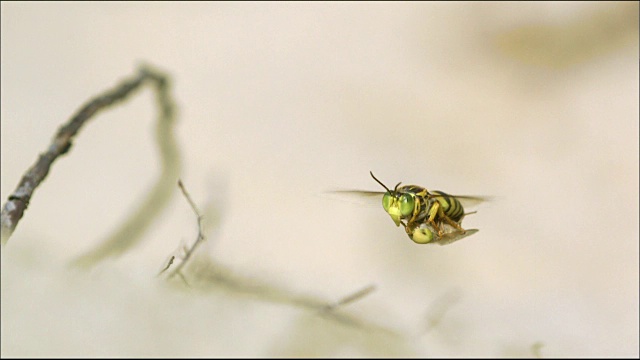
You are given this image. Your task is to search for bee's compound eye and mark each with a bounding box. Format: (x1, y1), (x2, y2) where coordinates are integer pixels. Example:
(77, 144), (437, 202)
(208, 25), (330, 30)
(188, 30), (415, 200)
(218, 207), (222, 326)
(399, 194), (414, 216)
(382, 192), (393, 211)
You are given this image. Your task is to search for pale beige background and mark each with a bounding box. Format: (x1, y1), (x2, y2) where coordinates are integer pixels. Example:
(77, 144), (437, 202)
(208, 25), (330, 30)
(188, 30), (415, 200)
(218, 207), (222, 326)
(1, 2), (638, 357)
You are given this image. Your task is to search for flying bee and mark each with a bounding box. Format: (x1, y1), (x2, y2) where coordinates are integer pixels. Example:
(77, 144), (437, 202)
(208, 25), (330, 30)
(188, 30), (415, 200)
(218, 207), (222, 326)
(332, 172), (488, 245)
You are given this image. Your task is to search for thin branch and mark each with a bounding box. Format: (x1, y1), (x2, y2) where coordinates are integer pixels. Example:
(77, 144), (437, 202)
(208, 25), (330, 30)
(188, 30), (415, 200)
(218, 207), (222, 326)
(188, 257), (397, 336)
(167, 180), (205, 279)
(158, 185), (389, 333)
(69, 64), (181, 268)
(175, 271), (190, 287)
(177, 179), (202, 218)
(158, 255), (176, 275)
(321, 284), (377, 312)
(1, 68), (151, 244)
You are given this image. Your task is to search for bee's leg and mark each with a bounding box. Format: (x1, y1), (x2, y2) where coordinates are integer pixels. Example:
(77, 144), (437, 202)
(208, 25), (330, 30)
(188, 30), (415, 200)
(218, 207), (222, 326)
(426, 203), (444, 235)
(428, 203), (466, 236)
(442, 215), (467, 234)
(439, 211), (467, 234)
(403, 221), (416, 239)
(406, 201), (421, 226)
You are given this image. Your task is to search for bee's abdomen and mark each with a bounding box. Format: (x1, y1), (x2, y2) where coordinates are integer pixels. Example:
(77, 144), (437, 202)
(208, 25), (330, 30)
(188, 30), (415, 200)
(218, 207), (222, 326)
(432, 191), (465, 222)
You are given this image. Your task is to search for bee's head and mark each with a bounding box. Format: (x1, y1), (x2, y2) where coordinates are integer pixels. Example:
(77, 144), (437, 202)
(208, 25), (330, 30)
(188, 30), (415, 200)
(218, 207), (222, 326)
(370, 171), (415, 226)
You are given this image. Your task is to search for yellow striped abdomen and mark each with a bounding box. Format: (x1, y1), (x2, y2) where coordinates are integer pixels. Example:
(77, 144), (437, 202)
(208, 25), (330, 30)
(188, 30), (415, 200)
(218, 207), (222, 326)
(432, 190), (465, 222)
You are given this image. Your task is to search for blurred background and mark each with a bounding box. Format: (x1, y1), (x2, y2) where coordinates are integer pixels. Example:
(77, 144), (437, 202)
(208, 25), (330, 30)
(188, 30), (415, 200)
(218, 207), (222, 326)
(1, 2), (638, 357)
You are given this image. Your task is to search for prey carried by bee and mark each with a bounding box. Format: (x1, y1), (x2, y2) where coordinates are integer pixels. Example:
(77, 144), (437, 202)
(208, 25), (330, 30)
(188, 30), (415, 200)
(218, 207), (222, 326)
(332, 172), (488, 245)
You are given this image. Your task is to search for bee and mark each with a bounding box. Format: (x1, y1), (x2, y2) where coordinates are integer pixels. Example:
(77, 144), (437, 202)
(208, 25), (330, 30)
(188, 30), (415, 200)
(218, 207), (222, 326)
(334, 172), (487, 245)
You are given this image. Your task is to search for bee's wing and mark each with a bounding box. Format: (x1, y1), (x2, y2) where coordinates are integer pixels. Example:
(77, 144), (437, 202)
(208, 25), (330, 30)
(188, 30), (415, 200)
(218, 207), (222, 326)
(430, 194), (492, 209)
(322, 190), (385, 207)
(328, 190), (386, 197)
(434, 229), (479, 245)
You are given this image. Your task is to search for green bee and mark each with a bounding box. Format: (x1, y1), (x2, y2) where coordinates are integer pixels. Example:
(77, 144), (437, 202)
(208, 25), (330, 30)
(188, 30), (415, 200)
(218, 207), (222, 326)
(335, 172), (487, 245)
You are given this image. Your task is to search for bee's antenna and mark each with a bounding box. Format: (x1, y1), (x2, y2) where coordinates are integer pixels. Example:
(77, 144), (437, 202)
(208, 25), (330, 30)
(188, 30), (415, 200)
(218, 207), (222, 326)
(369, 171), (392, 193)
(393, 182), (401, 195)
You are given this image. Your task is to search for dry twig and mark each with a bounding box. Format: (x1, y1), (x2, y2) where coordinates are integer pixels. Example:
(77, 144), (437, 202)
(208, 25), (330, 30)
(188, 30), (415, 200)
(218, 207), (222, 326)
(321, 284), (376, 312)
(2, 65), (180, 249)
(72, 65), (181, 267)
(165, 180), (206, 280)
(2, 68), (142, 243)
